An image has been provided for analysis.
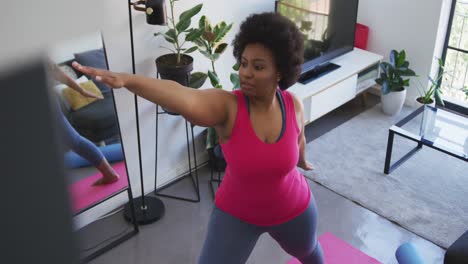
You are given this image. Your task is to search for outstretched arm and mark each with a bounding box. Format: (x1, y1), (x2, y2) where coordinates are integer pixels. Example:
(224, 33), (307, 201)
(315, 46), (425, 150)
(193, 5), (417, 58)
(72, 62), (232, 128)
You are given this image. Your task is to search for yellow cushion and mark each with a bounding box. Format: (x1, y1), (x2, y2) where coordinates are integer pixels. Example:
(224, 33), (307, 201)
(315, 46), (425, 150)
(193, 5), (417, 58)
(62, 80), (103, 111)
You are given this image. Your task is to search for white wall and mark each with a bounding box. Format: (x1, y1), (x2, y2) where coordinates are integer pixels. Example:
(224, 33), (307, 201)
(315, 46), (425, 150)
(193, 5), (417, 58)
(358, 0), (452, 106)
(0, 0), (105, 73)
(49, 32), (103, 63)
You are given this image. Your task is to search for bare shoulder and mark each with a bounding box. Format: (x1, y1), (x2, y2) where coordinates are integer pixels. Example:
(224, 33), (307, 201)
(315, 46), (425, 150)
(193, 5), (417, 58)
(210, 89), (238, 142)
(199, 87), (237, 123)
(287, 91), (304, 114)
(222, 89), (238, 120)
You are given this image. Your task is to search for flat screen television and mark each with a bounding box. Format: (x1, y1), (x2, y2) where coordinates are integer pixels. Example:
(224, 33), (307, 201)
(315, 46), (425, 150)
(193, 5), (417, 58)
(275, 0), (359, 83)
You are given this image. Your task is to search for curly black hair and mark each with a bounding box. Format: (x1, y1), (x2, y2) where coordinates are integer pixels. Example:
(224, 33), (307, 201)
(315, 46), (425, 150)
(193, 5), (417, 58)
(232, 12), (304, 90)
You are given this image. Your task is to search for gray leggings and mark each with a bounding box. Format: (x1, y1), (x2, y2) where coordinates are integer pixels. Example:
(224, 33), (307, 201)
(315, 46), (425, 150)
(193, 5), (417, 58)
(198, 194), (324, 264)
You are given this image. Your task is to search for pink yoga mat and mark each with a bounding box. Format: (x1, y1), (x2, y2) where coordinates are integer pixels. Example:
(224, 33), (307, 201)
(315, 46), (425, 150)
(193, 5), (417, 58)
(69, 162), (128, 213)
(287, 232), (381, 264)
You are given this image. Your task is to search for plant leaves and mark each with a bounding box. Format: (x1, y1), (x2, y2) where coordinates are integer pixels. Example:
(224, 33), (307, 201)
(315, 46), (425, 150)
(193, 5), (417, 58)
(210, 53), (221, 62)
(213, 22), (227, 42)
(380, 62), (392, 76)
(199, 15), (210, 30)
(214, 43), (228, 54)
(203, 31), (216, 43)
(213, 22), (222, 37)
(230, 73), (240, 88)
(179, 4), (202, 22)
(428, 75), (437, 86)
(391, 77), (403, 89)
(193, 38), (207, 50)
(208, 70), (220, 87)
(375, 78), (383, 86)
(176, 18), (191, 32)
(401, 61), (409, 68)
(199, 49), (212, 60)
(155, 32), (176, 43)
(189, 72), (208, 88)
(183, 46), (198, 54)
(397, 50), (406, 67)
(232, 62), (240, 71)
(163, 29), (177, 43)
(400, 68), (416, 76)
(389, 50), (397, 67)
(206, 127), (217, 149)
(381, 80), (391, 95)
(214, 23), (233, 43)
(185, 28), (204, 41)
(437, 57), (445, 68)
(434, 89), (444, 106)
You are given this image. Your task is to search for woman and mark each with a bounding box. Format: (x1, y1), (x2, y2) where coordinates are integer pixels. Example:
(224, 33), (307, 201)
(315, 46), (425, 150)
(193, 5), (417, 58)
(49, 63), (120, 186)
(73, 12), (324, 264)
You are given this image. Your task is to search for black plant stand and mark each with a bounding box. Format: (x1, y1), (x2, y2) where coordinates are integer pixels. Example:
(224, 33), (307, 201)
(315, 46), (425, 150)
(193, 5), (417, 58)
(153, 71), (200, 202)
(208, 146), (226, 200)
(209, 166), (222, 200)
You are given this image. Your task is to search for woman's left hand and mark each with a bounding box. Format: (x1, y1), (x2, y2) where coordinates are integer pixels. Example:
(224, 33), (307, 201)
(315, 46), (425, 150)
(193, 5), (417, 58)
(298, 160), (314, 171)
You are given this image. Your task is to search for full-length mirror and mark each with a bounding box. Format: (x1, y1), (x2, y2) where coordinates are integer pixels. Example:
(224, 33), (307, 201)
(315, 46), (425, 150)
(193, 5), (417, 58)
(48, 32), (130, 215)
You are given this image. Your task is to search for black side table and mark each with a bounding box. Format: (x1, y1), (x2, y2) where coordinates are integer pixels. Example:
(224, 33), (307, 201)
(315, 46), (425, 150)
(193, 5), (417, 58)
(445, 230), (468, 264)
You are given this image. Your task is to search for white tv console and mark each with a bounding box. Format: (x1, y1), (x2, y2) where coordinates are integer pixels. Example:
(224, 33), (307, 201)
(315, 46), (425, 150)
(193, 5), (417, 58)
(289, 48), (383, 125)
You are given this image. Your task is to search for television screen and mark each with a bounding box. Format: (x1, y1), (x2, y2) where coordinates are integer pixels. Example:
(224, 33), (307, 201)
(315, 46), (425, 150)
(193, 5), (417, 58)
(276, 0), (358, 73)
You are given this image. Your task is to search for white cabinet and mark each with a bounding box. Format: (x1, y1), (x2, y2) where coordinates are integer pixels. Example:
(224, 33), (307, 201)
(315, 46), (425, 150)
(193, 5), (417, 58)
(309, 75), (357, 122)
(289, 48), (382, 124)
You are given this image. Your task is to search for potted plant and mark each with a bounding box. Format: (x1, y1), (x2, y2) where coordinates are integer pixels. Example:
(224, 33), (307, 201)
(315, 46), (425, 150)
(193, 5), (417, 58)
(463, 86), (468, 99)
(153, 1), (205, 93)
(415, 58), (447, 107)
(375, 49), (416, 115)
(191, 15), (234, 171)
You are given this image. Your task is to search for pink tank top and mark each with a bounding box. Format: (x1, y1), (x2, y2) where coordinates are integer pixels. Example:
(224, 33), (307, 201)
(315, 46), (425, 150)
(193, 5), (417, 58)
(215, 89), (311, 226)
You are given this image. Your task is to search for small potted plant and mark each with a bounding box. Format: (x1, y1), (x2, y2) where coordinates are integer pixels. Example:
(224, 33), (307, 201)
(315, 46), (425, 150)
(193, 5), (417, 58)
(154, 0), (204, 88)
(415, 58), (447, 107)
(375, 49), (416, 115)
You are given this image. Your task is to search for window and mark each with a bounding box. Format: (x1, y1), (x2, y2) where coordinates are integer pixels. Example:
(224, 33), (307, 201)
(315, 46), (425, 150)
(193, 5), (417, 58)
(441, 0), (468, 113)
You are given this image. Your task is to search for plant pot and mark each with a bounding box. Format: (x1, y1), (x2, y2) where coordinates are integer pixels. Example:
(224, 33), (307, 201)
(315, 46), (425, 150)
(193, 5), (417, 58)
(155, 54), (194, 115)
(381, 88), (406, 115)
(207, 144), (226, 172)
(415, 97), (435, 108)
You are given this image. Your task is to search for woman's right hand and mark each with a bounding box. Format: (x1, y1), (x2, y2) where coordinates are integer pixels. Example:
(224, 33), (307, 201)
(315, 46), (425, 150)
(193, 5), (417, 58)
(72, 62), (127, 89)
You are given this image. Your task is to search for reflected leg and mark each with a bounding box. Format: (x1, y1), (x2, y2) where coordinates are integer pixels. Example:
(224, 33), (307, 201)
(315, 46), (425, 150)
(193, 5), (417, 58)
(59, 114), (119, 185)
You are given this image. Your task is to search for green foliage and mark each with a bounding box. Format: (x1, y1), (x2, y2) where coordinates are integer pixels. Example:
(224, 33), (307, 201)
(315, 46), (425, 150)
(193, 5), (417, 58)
(188, 16), (236, 149)
(187, 15), (235, 91)
(415, 58), (448, 106)
(375, 50), (417, 95)
(153, 1), (202, 65)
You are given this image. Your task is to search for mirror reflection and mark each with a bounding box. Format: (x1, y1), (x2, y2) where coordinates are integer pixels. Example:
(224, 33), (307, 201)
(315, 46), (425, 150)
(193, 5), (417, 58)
(48, 32), (130, 214)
